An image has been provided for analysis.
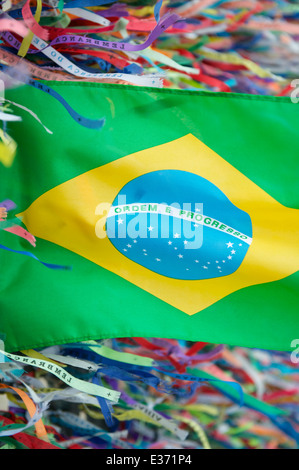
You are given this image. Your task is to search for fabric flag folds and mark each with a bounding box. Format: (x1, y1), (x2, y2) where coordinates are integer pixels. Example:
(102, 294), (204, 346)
(0, 82), (298, 352)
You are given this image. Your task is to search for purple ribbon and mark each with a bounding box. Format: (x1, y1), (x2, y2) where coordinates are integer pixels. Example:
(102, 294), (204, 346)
(0, 199), (16, 211)
(48, 13), (179, 52)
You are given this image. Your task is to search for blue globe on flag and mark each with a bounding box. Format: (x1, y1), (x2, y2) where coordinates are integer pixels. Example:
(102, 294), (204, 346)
(106, 170), (252, 280)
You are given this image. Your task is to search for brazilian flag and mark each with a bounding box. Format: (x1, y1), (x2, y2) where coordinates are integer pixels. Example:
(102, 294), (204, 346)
(1, 82), (298, 352)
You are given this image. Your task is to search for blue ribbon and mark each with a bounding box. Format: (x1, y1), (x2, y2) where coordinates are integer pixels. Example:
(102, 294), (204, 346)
(0, 64), (105, 130)
(92, 371), (116, 428)
(64, 0), (117, 8)
(154, 0), (163, 23)
(0, 243), (71, 270)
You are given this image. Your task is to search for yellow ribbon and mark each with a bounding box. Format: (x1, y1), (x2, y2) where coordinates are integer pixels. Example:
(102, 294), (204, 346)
(18, 0), (42, 57)
(173, 414), (211, 449)
(0, 128), (17, 167)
